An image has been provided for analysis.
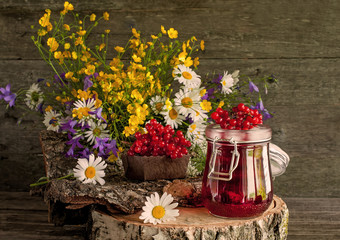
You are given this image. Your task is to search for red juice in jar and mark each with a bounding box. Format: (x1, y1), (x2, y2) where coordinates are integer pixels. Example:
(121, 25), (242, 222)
(201, 124), (274, 218)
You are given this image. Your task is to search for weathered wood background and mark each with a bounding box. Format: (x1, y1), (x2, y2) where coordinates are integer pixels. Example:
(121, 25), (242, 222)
(0, 0), (339, 199)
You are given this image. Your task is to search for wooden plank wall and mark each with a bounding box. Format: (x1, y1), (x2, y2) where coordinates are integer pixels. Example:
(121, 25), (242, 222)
(0, 0), (339, 197)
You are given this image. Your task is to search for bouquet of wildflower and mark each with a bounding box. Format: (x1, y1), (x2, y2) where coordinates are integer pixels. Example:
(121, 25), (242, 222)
(0, 1), (278, 181)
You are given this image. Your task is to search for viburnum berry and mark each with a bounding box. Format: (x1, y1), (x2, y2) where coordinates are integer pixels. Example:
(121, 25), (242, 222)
(128, 119), (191, 159)
(210, 103), (264, 130)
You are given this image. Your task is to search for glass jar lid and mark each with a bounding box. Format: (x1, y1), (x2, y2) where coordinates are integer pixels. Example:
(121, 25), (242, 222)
(269, 143), (290, 177)
(205, 124), (272, 143)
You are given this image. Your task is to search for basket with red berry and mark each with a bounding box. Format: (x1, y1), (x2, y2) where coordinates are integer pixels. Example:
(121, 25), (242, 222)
(122, 119), (192, 181)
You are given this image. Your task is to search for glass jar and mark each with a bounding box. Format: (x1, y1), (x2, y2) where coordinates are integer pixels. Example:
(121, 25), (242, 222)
(201, 124), (274, 218)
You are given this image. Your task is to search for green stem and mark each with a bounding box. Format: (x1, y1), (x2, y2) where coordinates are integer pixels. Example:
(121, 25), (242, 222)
(29, 173), (74, 187)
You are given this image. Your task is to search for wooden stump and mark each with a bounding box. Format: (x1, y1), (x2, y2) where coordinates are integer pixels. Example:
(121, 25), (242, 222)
(89, 195), (289, 240)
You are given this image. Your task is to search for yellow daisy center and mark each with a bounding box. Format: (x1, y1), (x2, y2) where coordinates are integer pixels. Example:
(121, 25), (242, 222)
(85, 166), (96, 179)
(93, 127), (102, 137)
(182, 71), (192, 80)
(169, 109), (178, 120)
(152, 205), (165, 219)
(181, 97), (193, 108)
(222, 80), (226, 86)
(155, 102), (164, 112)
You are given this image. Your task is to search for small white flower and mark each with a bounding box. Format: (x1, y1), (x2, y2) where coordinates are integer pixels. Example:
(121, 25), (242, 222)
(186, 121), (206, 145)
(84, 120), (110, 145)
(73, 154), (107, 185)
(150, 95), (166, 114)
(174, 64), (201, 88)
(174, 88), (201, 118)
(220, 70), (239, 95)
(72, 98), (96, 126)
(43, 110), (61, 132)
(160, 106), (185, 129)
(25, 83), (44, 110)
(139, 192), (179, 225)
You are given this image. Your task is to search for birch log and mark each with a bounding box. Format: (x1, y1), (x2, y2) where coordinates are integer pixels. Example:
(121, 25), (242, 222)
(89, 195), (288, 240)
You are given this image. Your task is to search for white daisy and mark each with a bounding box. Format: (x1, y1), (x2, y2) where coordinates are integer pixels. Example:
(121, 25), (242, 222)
(160, 106), (185, 129)
(220, 70), (239, 95)
(73, 154), (107, 185)
(174, 88), (201, 118)
(139, 192), (179, 225)
(72, 98), (96, 126)
(84, 120), (110, 145)
(173, 64), (201, 88)
(25, 83), (44, 110)
(43, 110), (61, 132)
(186, 121), (206, 146)
(189, 107), (209, 123)
(149, 95), (166, 114)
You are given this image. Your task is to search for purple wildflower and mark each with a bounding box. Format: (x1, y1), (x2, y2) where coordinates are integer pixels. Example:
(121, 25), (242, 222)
(249, 81), (259, 93)
(251, 100), (273, 120)
(61, 120), (78, 134)
(37, 103), (44, 114)
(89, 108), (107, 123)
(0, 84), (17, 107)
(37, 78), (45, 83)
(83, 73), (98, 91)
(201, 93), (209, 100)
(54, 73), (67, 87)
(80, 148), (91, 158)
(105, 139), (118, 157)
(93, 137), (109, 156)
(66, 135), (84, 157)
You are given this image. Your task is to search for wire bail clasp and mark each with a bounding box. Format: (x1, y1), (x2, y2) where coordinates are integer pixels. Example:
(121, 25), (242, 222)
(208, 136), (240, 181)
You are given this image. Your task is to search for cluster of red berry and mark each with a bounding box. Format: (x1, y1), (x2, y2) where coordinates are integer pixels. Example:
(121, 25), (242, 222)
(127, 119), (191, 159)
(211, 103), (263, 130)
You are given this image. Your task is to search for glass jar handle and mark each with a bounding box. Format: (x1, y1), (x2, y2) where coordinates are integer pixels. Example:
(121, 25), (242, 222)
(208, 137), (240, 181)
(269, 143), (290, 177)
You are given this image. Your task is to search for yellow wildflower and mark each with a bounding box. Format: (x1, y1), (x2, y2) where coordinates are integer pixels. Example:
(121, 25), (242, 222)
(46, 22), (53, 32)
(71, 77), (79, 82)
(64, 43), (71, 50)
(105, 29), (110, 34)
(75, 37), (83, 46)
(193, 57), (200, 67)
(99, 43), (106, 51)
(54, 51), (63, 59)
(132, 54), (142, 63)
(63, 24), (70, 31)
(90, 13), (96, 21)
(200, 40), (205, 51)
(155, 59), (161, 65)
(37, 29), (47, 36)
(45, 106), (53, 112)
(151, 34), (158, 40)
(218, 101), (224, 108)
(77, 30), (86, 36)
(61, 1), (74, 15)
(161, 25), (167, 34)
(132, 28), (140, 38)
(47, 37), (59, 52)
(38, 10), (50, 27)
(71, 89), (78, 97)
(65, 72), (74, 79)
(165, 98), (172, 110)
(103, 12), (109, 21)
(131, 89), (144, 103)
(85, 65), (96, 75)
(56, 96), (61, 101)
(178, 51), (187, 62)
(184, 57), (193, 67)
(114, 46), (125, 53)
(72, 51), (78, 59)
(199, 89), (206, 97)
(167, 28), (178, 39)
(77, 89), (91, 100)
(200, 100), (212, 112)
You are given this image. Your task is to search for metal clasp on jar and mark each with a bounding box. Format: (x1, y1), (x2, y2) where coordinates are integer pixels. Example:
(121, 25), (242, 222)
(208, 136), (240, 181)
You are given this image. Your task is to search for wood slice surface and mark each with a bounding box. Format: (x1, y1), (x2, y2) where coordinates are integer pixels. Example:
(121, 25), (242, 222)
(89, 195), (289, 240)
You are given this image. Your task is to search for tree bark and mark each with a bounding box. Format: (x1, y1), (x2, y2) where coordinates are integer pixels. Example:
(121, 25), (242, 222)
(89, 195), (289, 240)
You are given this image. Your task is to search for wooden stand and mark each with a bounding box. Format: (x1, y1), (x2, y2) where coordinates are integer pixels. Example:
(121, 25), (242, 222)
(89, 195), (288, 240)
